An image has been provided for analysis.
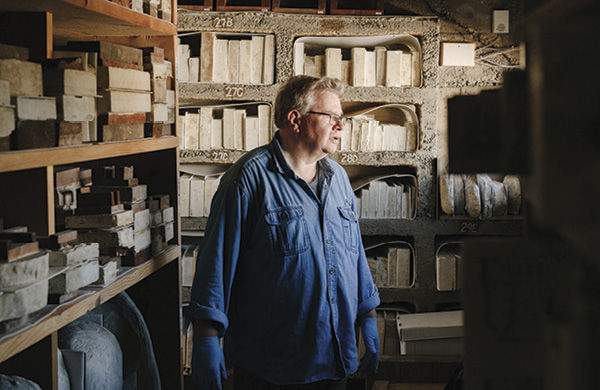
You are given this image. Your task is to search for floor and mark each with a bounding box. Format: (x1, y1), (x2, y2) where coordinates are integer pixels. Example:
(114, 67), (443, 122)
(184, 374), (448, 390)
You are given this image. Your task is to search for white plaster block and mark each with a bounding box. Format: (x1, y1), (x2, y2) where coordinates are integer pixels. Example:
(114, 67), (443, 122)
(0, 251), (48, 289)
(213, 39), (229, 83)
(49, 243), (100, 267)
(0, 59), (43, 96)
(190, 177), (205, 217)
(97, 66), (151, 92)
(351, 47), (366, 86)
(134, 208), (151, 232)
(436, 251), (458, 291)
(385, 50), (402, 87)
(239, 40), (252, 83)
(179, 174), (192, 217)
(134, 227), (151, 252)
(244, 116), (259, 151)
(228, 40), (240, 83)
(258, 104), (271, 146)
(15, 96), (57, 121)
(222, 108), (235, 149)
(262, 34), (274, 84)
(0, 277), (48, 322)
(250, 35), (264, 84)
(199, 106), (213, 150)
(58, 95), (95, 122)
(184, 111), (199, 149)
(325, 47), (342, 80)
(211, 118), (223, 149)
(48, 259), (99, 294)
(0, 79), (11, 105)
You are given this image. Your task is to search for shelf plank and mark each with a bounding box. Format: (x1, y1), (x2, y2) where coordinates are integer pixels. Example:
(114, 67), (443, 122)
(0, 0), (176, 37)
(0, 137), (179, 173)
(0, 245), (180, 362)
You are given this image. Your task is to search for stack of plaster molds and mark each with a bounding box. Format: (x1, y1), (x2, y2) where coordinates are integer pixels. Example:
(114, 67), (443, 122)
(47, 242), (100, 302)
(0, 240), (49, 325)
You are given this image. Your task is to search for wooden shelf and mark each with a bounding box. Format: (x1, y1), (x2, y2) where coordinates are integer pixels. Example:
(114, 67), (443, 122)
(0, 0), (176, 37)
(0, 137), (179, 173)
(0, 245), (180, 362)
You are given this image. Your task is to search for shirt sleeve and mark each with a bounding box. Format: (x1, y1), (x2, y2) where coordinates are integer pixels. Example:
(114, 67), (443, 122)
(356, 233), (381, 317)
(187, 180), (250, 336)
(346, 176), (380, 318)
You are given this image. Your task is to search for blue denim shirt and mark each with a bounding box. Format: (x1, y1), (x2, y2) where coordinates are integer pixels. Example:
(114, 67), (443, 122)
(188, 132), (380, 384)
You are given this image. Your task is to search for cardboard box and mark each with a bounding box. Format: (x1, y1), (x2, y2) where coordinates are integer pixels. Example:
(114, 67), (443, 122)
(396, 310), (464, 355)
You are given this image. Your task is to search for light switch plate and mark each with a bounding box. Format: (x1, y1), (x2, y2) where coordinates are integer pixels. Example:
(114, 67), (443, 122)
(440, 42), (475, 66)
(493, 10), (509, 33)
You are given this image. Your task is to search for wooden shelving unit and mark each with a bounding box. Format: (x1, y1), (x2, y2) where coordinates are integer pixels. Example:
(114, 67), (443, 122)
(0, 1), (182, 389)
(0, 245), (180, 363)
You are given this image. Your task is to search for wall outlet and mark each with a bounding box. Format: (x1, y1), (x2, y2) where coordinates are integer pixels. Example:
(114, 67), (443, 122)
(493, 10), (509, 33)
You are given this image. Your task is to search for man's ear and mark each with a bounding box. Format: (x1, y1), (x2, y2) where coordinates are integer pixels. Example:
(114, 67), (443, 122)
(287, 110), (302, 132)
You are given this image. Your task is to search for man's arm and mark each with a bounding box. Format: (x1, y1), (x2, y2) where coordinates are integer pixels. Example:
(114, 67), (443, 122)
(193, 319), (222, 338)
(361, 309), (377, 319)
(358, 309), (380, 373)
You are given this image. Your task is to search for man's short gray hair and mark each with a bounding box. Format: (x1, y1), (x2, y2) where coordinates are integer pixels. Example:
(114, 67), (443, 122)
(274, 75), (345, 130)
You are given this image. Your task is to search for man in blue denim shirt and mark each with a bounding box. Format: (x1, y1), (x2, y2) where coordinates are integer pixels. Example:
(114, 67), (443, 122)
(189, 76), (380, 389)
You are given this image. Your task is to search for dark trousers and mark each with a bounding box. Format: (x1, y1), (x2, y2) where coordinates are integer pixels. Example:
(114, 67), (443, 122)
(234, 367), (347, 390)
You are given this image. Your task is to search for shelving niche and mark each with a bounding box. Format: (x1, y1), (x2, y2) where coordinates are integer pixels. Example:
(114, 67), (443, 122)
(176, 8), (522, 357)
(0, 1), (182, 389)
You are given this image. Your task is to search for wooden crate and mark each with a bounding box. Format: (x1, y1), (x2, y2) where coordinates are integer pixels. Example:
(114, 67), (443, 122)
(214, 0), (270, 11)
(329, 0), (384, 15)
(178, 0), (213, 11)
(272, 0), (325, 14)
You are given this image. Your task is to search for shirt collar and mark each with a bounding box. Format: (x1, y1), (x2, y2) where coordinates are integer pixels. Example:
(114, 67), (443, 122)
(268, 131), (334, 181)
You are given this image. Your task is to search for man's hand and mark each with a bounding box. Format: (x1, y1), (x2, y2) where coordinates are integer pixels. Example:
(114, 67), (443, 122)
(191, 336), (227, 389)
(358, 316), (380, 373)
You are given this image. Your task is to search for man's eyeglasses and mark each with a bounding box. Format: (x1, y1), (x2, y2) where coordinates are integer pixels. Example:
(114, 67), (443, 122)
(307, 111), (348, 126)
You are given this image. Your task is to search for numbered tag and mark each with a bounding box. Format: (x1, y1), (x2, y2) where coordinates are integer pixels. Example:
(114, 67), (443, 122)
(460, 222), (478, 233)
(213, 16), (234, 28)
(340, 153), (359, 164)
(211, 150), (230, 161)
(224, 86), (245, 98)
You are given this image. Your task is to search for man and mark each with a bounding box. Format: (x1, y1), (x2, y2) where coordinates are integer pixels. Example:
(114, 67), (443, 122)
(188, 75), (380, 389)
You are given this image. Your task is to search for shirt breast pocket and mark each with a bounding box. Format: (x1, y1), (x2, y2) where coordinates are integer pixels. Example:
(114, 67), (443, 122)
(338, 206), (359, 253)
(264, 206), (309, 257)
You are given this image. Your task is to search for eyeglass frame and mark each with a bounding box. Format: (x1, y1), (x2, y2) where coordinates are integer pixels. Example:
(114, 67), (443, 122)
(306, 110), (349, 126)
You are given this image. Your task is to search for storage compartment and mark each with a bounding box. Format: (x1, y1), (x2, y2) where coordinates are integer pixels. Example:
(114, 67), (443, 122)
(435, 241), (463, 292)
(178, 31), (275, 84)
(396, 310), (464, 355)
(179, 101), (272, 151)
(294, 35), (421, 87)
(365, 240), (415, 288)
(354, 174), (417, 220)
(342, 103), (420, 152)
(438, 171), (522, 220)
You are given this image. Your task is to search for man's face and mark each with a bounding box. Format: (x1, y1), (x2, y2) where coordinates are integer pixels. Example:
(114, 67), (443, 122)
(299, 90), (344, 157)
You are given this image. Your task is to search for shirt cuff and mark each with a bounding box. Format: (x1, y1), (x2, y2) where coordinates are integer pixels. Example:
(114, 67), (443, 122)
(186, 301), (230, 337)
(357, 293), (380, 318)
